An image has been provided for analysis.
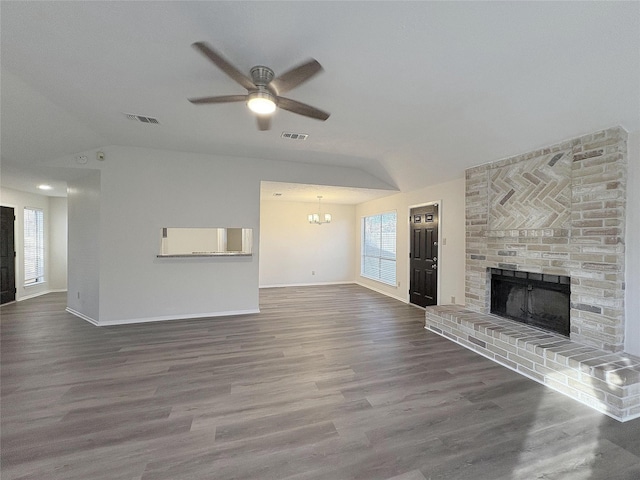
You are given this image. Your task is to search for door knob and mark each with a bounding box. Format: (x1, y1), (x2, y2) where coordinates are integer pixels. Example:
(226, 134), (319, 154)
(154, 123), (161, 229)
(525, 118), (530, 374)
(432, 264), (437, 269)
(433, 257), (437, 261)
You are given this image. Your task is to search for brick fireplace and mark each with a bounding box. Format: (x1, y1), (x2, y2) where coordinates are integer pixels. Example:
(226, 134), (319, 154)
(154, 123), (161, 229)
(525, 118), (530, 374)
(466, 126), (627, 352)
(425, 127), (640, 421)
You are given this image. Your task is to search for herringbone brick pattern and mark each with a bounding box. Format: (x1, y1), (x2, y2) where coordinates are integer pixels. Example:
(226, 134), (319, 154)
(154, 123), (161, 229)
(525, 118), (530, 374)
(489, 150), (571, 230)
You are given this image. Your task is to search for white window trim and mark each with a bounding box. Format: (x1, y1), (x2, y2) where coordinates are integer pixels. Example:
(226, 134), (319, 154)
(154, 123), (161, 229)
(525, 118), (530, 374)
(361, 210), (397, 287)
(24, 207), (45, 286)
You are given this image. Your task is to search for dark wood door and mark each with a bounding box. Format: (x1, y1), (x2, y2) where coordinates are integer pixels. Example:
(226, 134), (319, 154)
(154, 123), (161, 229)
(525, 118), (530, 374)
(409, 204), (438, 307)
(1, 206), (16, 304)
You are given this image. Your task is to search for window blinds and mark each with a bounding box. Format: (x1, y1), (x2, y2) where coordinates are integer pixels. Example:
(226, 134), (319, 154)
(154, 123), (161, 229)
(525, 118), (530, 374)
(24, 207), (44, 285)
(361, 211), (396, 286)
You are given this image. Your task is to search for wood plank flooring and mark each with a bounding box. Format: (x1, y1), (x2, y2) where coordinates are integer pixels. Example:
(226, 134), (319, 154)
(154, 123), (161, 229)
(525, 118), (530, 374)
(1, 285), (639, 480)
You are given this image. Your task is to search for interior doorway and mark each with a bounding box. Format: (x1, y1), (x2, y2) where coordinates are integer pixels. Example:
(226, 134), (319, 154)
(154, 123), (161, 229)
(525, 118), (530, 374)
(409, 204), (438, 307)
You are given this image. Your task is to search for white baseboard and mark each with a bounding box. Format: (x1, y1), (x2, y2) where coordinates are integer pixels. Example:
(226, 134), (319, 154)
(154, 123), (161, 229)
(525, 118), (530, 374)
(64, 281), (411, 328)
(355, 281), (408, 303)
(66, 307), (99, 326)
(71, 308), (261, 327)
(261, 280), (411, 304)
(17, 289), (68, 302)
(259, 281), (355, 288)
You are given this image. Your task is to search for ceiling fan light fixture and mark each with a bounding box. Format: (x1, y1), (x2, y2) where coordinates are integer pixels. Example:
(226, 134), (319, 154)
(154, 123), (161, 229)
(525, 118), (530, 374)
(247, 91), (276, 115)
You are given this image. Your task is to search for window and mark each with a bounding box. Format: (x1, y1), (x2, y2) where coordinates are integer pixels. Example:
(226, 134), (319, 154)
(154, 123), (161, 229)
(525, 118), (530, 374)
(361, 211), (397, 286)
(24, 207), (44, 286)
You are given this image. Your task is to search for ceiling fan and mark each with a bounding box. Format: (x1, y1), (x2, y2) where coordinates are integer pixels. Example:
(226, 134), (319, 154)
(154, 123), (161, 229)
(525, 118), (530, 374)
(188, 42), (330, 131)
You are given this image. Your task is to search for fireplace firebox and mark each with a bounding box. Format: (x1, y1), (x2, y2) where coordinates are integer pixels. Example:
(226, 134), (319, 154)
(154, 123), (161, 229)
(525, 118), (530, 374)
(490, 268), (570, 336)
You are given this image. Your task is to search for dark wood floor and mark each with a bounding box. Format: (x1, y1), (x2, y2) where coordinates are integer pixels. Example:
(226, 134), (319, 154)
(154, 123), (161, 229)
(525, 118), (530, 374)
(1, 285), (639, 480)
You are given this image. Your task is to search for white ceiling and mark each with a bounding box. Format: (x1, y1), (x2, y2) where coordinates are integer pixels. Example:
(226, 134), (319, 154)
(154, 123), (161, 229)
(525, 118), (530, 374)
(1, 1), (639, 200)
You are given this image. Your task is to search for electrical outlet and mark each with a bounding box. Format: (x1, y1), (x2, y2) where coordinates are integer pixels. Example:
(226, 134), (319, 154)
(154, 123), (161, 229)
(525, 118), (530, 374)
(77, 292), (80, 299)
(451, 296), (455, 304)
(397, 281), (401, 287)
(311, 271), (315, 275)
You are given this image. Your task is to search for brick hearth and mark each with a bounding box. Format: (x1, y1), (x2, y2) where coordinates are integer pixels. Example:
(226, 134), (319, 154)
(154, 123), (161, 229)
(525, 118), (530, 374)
(425, 306), (640, 421)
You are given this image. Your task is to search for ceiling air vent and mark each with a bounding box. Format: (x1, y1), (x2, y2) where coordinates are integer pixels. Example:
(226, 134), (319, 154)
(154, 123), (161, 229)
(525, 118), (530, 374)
(281, 132), (308, 140)
(124, 113), (160, 125)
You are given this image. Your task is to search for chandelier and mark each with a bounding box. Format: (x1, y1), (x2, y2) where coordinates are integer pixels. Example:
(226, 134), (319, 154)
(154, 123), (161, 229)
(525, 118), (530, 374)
(308, 196), (331, 225)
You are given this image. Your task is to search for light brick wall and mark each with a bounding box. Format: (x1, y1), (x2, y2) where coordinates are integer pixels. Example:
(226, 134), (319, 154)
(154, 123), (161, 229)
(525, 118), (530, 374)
(465, 127), (627, 352)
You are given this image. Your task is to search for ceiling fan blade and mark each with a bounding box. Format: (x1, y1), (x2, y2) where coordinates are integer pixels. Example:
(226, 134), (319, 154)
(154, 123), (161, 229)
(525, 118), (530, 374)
(269, 59), (323, 95)
(192, 42), (256, 91)
(256, 115), (271, 131)
(188, 95), (247, 104)
(277, 97), (330, 121)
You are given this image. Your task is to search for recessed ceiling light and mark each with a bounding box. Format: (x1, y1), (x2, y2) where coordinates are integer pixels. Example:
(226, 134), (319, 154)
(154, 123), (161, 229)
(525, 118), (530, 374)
(38, 184), (53, 191)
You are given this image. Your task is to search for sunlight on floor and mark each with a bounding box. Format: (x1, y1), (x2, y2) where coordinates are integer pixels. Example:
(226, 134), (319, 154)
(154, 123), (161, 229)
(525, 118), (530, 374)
(511, 388), (603, 480)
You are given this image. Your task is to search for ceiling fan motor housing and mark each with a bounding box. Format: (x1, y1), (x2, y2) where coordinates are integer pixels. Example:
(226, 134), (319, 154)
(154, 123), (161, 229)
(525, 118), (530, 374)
(248, 66), (277, 113)
(250, 66), (275, 87)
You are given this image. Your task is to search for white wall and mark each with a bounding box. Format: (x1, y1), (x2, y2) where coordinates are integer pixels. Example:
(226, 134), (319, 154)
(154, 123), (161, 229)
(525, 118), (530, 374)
(260, 200), (355, 287)
(625, 130), (640, 356)
(355, 177), (466, 305)
(63, 145), (394, 325)
(0, 187), (67, 301)
(49, 197), (67, 291)
(96, 148), (260, 324)
(66, 171), (101, 322)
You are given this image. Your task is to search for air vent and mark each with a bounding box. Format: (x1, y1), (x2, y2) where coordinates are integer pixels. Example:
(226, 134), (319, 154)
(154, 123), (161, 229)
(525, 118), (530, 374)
(281, 132), (308, 140)
(124, 113), (160, 125)
(273, 193), (283, 197)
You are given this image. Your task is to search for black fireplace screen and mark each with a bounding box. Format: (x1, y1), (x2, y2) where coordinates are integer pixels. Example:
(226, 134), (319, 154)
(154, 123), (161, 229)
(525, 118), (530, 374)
(490, 268), (570, 336)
